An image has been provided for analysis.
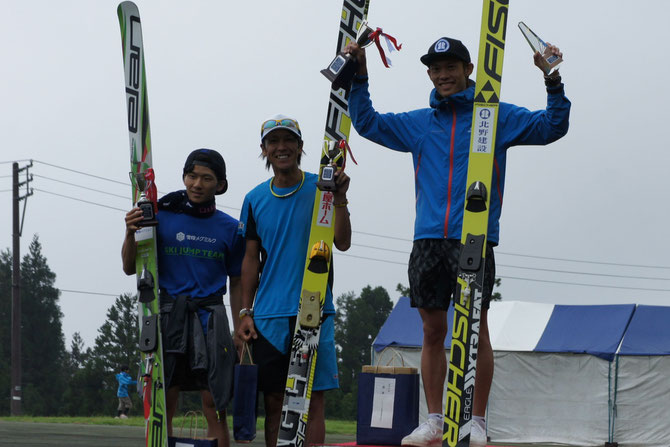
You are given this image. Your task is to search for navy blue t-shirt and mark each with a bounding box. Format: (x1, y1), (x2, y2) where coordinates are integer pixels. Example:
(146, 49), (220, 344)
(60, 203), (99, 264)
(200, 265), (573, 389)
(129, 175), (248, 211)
(156, 208), (244, 332)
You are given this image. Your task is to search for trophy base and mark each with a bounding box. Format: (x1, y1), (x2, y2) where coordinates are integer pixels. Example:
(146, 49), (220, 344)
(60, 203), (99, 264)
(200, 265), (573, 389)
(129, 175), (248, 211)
(321, 52), (359, 90)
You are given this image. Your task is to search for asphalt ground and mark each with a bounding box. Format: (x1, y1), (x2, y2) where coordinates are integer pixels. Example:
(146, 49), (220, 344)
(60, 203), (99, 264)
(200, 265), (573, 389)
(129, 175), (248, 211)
(0, 421), (564, 447)
(0, 420), (356, 447)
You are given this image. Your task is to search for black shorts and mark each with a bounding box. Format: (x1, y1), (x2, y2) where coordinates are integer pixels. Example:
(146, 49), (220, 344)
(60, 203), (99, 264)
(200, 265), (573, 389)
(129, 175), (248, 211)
(252, 317), (297, 394)
(167, 353), (210, 391)
(408, 238), (495, 311)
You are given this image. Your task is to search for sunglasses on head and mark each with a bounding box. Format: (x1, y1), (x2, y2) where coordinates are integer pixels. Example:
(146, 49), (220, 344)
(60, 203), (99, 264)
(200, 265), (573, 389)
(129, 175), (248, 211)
(261, 118), (301, 134)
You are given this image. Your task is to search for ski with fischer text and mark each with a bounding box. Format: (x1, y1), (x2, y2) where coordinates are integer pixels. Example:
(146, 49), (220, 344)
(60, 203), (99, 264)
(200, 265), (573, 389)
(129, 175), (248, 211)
(443, 0), (509, 446)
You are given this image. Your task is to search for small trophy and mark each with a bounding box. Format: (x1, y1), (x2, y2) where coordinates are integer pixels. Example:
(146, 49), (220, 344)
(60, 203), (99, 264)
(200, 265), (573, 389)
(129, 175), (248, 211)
(130, 171), (158, 227)
(321, 21), (376, 90)
(316, 141), (341, 192)
(518, 22), (562, 75)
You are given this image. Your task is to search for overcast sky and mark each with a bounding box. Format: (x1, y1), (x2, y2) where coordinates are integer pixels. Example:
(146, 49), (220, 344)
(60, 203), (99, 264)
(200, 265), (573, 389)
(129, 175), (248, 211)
(2, 0), (669, 349)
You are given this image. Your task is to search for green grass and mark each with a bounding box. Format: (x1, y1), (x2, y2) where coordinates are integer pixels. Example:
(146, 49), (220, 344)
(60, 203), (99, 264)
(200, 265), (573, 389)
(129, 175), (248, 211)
(0, 415), (356, 434)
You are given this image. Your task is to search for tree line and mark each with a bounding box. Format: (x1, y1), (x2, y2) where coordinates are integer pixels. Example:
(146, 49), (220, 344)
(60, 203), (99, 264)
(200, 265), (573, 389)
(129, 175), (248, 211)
(0, 235), (397, 420)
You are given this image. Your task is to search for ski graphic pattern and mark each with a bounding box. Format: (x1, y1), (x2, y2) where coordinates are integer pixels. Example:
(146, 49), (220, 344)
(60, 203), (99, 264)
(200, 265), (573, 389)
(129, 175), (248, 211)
(443, 1), (508, 446)
(118, 3), (168, 446)
(276, 1), (369, 446)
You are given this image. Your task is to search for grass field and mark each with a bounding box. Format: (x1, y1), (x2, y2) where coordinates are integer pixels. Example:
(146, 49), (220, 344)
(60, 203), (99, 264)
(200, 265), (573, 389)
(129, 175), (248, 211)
(0, 415), (357, 435)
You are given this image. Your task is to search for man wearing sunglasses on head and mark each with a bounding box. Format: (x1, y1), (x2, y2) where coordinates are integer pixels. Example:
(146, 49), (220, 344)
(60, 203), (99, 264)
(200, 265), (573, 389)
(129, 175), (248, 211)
(343, 37), (570, 447)
(236, 115), (352, 446)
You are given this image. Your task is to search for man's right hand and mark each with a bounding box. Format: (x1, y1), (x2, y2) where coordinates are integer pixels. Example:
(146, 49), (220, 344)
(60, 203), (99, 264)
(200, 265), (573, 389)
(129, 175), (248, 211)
(237, 316), (258, 343)
(344, 42), (368, 77)
(125, 207), (144, 235)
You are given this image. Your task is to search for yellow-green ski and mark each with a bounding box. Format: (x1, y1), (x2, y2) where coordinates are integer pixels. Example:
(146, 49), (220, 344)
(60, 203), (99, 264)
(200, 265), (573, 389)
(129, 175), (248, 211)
(443, 1), (508, 446)
(277, 1), (369, 446)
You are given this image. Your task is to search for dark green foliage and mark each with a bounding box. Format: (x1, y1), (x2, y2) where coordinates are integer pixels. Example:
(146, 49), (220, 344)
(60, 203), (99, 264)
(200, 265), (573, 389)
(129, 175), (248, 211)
(0, 250), (12, 415)
(19, 236), (67, 415)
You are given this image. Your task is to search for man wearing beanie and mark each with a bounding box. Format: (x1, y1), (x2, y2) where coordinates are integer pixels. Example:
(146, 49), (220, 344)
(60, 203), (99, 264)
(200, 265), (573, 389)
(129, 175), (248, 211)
(344, 36), (570, 447)
(236, 115), (352, 446)
(122, 148), (244, 447)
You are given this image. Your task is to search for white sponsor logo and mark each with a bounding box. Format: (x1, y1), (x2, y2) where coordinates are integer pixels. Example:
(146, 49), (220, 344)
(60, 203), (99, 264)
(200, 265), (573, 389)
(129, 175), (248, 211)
(435, 38), (450, 52)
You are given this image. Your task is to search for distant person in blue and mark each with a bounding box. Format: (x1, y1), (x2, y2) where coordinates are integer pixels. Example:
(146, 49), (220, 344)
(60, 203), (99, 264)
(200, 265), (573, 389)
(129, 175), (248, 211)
(344, 37), (570, 447)
(115, 365), (136, 419)
(236, 115), (352, 446)
(122, 149), (244, 447)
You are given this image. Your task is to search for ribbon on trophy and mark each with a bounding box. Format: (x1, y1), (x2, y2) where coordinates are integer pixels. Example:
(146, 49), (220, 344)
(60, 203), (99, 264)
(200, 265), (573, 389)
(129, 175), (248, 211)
(143, 168), (158, 210)
(367, 27), (402, 68)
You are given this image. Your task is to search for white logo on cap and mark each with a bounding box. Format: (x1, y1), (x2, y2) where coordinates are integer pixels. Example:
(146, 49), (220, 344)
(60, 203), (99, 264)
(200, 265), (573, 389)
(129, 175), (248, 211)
(435, 38), (450, 53)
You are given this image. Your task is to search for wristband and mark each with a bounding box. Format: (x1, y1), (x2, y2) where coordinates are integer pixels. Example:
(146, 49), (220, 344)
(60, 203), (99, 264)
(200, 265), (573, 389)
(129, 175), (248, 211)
(238, 308), (253, 319)
(334, 200), (349, 208)
(544, 74), (562, 87)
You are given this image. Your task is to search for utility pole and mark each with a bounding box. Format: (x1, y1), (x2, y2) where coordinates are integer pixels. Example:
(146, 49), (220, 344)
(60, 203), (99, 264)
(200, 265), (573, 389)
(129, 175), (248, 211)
(11, 161), (33, 416)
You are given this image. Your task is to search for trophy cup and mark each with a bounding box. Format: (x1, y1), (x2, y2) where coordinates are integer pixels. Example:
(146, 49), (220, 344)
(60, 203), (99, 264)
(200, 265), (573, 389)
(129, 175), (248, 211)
(130, 171), (158, 227)
(316, 140), (341, 192)
(321, 21), (376, 90)
(518, 21), (563, 75)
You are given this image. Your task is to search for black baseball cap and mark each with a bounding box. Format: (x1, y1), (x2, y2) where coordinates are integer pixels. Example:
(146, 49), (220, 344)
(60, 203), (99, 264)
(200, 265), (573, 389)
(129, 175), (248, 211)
(183, 148), (228, 194)
(420, 37), (471, 66)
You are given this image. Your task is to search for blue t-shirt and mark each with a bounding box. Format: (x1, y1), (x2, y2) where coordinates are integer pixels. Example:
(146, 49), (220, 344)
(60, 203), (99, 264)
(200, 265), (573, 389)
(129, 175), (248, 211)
(157, 208), (244, 332)
(238, 172), (335, 319)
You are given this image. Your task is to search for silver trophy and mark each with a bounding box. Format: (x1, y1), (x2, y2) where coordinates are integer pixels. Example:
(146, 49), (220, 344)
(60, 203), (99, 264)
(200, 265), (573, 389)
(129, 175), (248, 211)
(130, 171), (158, 227)
(321, 21), (376, 89)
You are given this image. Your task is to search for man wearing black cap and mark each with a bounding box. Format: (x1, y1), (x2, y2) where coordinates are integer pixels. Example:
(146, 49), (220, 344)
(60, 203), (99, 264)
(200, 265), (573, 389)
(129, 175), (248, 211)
(122, 148), (244, 447)
(344, 36), (570, 446)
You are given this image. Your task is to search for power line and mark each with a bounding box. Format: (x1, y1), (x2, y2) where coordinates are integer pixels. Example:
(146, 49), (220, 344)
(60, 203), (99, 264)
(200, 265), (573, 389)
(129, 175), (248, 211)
(25, 160), (670, 271)
(497, 264), (669, 281)
(59, 288), (233, 307)
(499, 275), (670, 292)
(34, 188), (127, 212)
(34, 174), (129, 200)
(33, 160), (129, 186)
(497, 250), (670, 270)
(0, 160), (32, 165)
(59, 288), (121, 297)
(354, 230), (412, 242)
(335, 253), (670, 292)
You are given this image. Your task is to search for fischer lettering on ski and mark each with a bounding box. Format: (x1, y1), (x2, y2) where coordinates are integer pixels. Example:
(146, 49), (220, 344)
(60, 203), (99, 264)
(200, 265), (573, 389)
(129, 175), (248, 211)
(443, 1), (508, 446)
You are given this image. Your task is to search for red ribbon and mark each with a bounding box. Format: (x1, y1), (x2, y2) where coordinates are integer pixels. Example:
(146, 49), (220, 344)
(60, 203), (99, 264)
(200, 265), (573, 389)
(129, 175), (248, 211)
(144, 168), (158, 211)
(338, 139), (358, 171)
(368, 28), (402, 68)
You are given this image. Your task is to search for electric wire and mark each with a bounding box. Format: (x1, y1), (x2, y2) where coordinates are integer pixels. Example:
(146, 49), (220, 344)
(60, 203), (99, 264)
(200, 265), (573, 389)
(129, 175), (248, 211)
(22, 160), (670, 282)
(34, 188), (127, 212)
(34, 174), (128, 200)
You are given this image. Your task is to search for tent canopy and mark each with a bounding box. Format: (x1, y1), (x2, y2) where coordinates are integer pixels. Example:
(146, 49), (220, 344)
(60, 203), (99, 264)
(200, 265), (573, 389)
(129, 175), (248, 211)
(619, 305), (670, 355)
(373, 298), (639, 360)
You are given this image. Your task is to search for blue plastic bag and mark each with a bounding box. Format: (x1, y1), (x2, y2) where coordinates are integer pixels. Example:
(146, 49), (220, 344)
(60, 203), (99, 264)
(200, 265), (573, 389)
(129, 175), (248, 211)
(233, 343), (257, 442)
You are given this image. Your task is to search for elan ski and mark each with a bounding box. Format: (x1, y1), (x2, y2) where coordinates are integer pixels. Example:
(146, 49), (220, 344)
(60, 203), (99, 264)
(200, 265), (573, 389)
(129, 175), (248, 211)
(118, 3), (168, 446)
(443, 1), (508, 446)
(276, 1), (369, 446)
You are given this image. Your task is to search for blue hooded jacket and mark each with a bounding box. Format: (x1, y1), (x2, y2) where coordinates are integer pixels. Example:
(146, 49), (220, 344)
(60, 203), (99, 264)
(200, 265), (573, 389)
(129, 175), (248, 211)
(115, 371), (136, 398)
(349, 78), (571, 244)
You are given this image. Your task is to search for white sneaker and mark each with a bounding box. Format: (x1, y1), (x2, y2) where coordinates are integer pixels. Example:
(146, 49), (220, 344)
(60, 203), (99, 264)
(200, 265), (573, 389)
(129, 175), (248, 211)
(470, 420), (487, 447)
(401, 419), (442, 447)
(119, 414), (128, 419)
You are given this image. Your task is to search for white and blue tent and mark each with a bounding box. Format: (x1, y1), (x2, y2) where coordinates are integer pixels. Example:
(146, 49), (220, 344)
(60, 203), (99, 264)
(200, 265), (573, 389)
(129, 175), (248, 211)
(371, 298), (669, 446)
